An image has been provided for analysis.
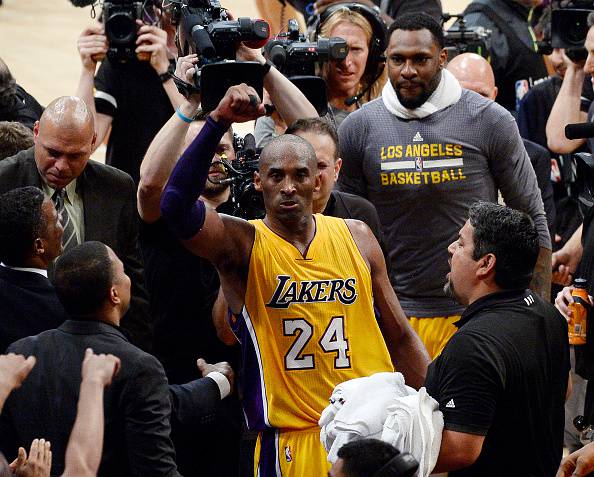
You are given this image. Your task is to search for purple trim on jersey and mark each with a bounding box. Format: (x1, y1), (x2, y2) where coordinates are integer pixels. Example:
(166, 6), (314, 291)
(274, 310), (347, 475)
(230, 308), (267, 430)
(259, 428), (279, 477)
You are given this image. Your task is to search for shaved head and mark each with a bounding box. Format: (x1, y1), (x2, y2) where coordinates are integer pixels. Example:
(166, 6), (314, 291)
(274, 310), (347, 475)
(40, 96), (94, 135)
(260, 134), (317, 171)
(33, 96), (96, 189)
(447, 53), (498, 100)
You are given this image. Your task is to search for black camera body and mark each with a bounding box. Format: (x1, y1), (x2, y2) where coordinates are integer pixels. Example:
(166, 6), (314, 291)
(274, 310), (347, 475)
(264, 19), (347, 77)
(103, 0), (144, 62)
(262, 19), (347, 115)
(213, 133), (264, 220)
(551, 2), (593, 49)
(173, 0), (269, 111)
(444, 13), (491, 60)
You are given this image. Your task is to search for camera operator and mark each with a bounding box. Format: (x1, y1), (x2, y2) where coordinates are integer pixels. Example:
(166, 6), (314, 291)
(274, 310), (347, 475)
(137, 45), (316, 476)
(255, 3), (386, 147)
(461, 0), (549, 112)
(76, 2), (184, 185)
(546, 14), (594, 156)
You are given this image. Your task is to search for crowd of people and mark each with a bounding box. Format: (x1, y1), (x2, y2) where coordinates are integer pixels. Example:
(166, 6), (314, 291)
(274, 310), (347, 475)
(1, 0), (594, 476)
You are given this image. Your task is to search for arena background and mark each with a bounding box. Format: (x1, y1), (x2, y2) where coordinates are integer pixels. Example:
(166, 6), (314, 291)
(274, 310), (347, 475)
(0, 0), (471, 158)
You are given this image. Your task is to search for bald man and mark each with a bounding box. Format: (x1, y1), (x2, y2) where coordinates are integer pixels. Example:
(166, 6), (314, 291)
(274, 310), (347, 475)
(447, 53), (556, 238)
(160, 84), (429, 477)
(0, 96), (152, 351)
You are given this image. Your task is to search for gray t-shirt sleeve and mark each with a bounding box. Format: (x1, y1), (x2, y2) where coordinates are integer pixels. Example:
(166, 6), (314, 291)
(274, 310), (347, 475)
(337, 110), (369, 198)
(485, 107), (552, 249)
(254, 116), (278, 149)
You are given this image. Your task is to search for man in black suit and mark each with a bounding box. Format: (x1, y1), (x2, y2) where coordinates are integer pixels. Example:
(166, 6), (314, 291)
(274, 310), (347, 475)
(0, 96), (152, 351)
(0, 241), (232, 476)
(0, 186), (66, 352)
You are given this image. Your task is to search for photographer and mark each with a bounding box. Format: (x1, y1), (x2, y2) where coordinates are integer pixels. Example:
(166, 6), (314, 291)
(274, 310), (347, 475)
(137, 46), (316, 476)
(255, 3), (386, 147)
(462, 0), (549, 112)
(76, 1), (184, 184)
(546, 14), (594, 155)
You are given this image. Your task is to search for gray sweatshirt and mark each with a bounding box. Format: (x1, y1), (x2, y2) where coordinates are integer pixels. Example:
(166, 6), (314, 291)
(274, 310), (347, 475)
(338, 89), (550, 317)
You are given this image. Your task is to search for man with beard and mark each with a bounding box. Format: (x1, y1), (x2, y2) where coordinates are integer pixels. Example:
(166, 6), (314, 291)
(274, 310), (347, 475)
(337, 12), (551, 358)
(425, 201), (569, 476)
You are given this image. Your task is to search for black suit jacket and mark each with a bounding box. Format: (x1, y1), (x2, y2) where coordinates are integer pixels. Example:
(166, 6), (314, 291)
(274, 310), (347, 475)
(0, 266), (66, 352)
(0, 148), (152, 350)
(0, 320), (182, 477)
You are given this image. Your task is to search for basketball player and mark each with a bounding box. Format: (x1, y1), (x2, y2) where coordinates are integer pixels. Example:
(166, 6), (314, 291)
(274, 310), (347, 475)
(160, 84), (430, 476)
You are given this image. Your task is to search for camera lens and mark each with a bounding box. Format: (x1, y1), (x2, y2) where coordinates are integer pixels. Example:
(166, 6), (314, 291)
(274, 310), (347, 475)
(106, 11), (136, 44)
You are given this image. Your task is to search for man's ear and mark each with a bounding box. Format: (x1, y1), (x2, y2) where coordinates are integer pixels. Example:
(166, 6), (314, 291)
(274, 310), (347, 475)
(334, 158), (343, 181)
(476, 253), (497, 280)
(33, 121), (40, 143)
(33, 237), (45, 256)
(439, 48), (448, 68)
(254, 171), (262, 192)
(110, 285), (121, 306)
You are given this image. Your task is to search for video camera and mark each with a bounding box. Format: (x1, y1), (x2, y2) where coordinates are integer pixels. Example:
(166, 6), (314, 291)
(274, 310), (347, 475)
(172, 0), (270, 111)
(551, 0), (594, 50)
(443, 13), (491, 61)
(262, 19), (348, 115)
(209, 133), (264, 219)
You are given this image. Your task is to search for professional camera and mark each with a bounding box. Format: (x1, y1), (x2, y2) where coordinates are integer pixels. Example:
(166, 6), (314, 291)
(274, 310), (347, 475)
(172, 0), (270, 111)
(103, 1), (145, 62)
(443, 13), (491, 60)
(68, 0), (154, 62)
(262, 19), (348, 115)
(209, 133), (264, 219)
(551, 0), (594, 49)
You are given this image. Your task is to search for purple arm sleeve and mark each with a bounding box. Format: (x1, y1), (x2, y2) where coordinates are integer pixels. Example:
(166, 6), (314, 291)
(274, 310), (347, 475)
(160, 116), (229, 240)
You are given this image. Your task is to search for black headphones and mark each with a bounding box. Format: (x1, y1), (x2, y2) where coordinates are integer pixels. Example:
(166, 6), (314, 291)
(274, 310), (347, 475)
(372, 451), (419, 477)
(310, 2), (387, 76)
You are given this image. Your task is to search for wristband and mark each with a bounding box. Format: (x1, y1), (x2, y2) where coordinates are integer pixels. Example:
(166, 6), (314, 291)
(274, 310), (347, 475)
(207, 371), (231, 399)
(176, 107), (193, 124)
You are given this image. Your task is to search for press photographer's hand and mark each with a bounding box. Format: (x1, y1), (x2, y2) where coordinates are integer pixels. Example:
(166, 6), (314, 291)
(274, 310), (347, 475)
(78, 25), (108, 71)
(135, 21), (170, 74)
(210, 84), (266, 126)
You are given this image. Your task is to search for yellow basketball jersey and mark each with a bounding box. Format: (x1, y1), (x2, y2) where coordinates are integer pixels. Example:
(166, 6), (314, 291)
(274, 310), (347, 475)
(231, 214), (394, 432)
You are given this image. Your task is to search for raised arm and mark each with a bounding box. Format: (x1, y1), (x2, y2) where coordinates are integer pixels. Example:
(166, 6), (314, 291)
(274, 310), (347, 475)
(0, 354), (36, 414)
(236, 44), (318, 125)
(75, 25), (112, 150)
(546, 58), (588, 154)
(138, 55), (201, 223)
(160, 84), (265, 310)
(62, 349), (120, 477)
(347, 220), (430, 389)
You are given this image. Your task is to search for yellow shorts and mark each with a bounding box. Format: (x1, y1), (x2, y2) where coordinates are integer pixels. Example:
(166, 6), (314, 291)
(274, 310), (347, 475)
(254, 427), (331, 477)
(409, 315), (460, 359)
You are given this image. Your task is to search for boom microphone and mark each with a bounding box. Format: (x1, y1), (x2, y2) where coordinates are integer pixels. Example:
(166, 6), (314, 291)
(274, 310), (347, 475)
(565, 122), (594, 140)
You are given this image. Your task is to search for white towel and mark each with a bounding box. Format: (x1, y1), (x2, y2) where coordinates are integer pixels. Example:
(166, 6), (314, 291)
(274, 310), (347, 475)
(381, 388), (443, 477)
(319, 372), (416, 462)
(381, 68), (462, 119)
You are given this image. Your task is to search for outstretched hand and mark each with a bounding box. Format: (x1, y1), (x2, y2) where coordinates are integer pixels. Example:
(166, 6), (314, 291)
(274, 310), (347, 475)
(81, 348), (121, 387)
(210, 83), (266, 126)
(0, 353), (36, 396)
(9, 439), (52, 477)
(197, 358), (234, 395)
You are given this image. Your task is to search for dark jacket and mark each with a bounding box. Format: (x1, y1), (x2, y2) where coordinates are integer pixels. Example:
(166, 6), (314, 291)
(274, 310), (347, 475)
(0, 266), (66, 353)
(0, 320), (181, 477)
(0, 148), (153, 351)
